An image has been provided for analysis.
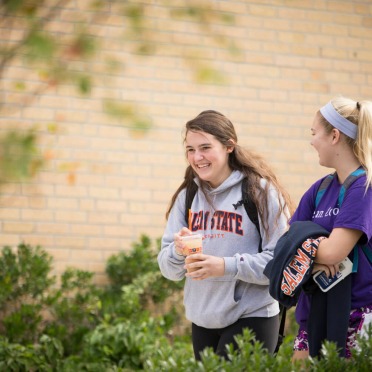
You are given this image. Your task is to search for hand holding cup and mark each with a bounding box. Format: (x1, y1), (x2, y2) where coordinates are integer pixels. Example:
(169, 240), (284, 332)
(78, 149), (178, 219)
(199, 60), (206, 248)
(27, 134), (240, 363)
(180, 234), (203, 273)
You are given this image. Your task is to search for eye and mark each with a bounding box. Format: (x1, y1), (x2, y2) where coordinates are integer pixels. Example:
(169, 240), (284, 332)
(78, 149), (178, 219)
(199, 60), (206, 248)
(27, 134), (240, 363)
(186, 148), (195, 153)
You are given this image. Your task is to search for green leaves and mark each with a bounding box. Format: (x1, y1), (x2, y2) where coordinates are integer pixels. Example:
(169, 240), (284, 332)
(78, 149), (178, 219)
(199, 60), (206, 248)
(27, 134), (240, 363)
(103, 99), (152, 134)
(0, 244), (54, 344)
(1, 239), (372, 370)
(0, 244), (54, 306)
(2, 0), (24, 13)
(0, 129), (44, 186)
(105, 234), (183, 304)
(25, 31), (57, 62)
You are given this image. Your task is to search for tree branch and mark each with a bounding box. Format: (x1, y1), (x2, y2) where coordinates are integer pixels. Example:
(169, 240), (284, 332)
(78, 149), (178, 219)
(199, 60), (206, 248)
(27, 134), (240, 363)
(0, 0), (72, 78)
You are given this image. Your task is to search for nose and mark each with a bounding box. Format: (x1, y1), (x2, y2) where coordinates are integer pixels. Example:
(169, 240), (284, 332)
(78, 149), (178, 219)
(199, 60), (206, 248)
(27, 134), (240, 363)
(194, 150), (204, 161)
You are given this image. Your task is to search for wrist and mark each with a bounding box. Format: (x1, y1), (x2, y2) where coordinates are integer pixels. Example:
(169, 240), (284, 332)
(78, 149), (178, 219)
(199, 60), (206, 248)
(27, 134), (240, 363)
(174, 246), (185, 257)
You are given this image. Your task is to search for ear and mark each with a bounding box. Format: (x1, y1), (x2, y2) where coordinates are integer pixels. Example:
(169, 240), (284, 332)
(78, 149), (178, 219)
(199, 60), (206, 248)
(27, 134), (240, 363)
(226, 139), (235, 153)
(331, 128), (341, 144)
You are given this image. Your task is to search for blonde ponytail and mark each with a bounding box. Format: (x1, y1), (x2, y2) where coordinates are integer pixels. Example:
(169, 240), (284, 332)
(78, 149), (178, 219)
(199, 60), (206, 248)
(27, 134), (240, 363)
(354, 100), (372, 189)
(330, 96), (372, 190)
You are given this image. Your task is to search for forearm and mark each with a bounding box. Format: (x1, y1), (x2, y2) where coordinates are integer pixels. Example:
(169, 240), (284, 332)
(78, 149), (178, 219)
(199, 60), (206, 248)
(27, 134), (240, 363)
(315, 228), (363, 265)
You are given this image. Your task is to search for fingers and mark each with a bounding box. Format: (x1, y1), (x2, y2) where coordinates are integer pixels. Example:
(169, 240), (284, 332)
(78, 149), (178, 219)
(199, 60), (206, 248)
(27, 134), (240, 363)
(184, 254), (204, 279)
(173, 228), (193, 242)
(185, 265), (204, 280)
(329, 264), (339, 277)
(185, 254), (204, 263)
(325, 264), (339, 277)
(185, 255), (203, 271)
(174, 238), (186, 256)
(184, 255), (224, 279)
(188, 272), (205, 280)
(174, 228), (193, 255)
(179, 227), (192, 236)
(174, 237), (186, 256)
(313, 263), (339, 277)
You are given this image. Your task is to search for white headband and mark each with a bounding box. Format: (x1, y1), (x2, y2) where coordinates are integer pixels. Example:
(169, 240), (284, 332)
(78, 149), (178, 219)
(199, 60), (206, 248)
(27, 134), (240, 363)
(320, 102), (358, 140)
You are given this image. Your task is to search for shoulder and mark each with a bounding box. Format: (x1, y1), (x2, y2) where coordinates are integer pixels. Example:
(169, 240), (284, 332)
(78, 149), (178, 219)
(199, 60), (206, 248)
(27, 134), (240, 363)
(343, 176), (372, 201)
(174, 187), (187, 210)
(302, 176), (330, 200)
(290, 176), (331, 224)
(258, 178), (277, 195)
(348, 174), (370, 189)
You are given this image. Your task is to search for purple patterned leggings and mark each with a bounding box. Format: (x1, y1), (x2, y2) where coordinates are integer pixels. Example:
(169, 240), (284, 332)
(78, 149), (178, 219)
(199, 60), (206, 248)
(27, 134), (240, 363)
(293, 304), (372, 358)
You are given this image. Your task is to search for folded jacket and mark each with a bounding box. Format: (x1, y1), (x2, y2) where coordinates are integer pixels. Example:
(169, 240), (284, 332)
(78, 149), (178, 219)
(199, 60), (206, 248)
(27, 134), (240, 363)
(264, 220), (351, 357)
(264, 221), (330, 308)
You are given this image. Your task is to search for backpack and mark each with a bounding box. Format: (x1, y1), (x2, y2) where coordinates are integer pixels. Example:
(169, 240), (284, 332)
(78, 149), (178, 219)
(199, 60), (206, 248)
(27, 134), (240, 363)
(184, 177), (286, 353)
(314, 168), (372, 271)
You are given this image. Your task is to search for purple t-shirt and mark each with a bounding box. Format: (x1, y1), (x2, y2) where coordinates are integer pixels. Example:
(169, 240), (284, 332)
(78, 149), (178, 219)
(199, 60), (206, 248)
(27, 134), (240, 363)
(290, 174), (372, 330)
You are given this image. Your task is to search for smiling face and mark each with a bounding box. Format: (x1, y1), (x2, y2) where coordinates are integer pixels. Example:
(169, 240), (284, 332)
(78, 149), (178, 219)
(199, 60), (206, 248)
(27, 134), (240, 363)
(185, 130), (233, 188)
(310, 114), (335, 167)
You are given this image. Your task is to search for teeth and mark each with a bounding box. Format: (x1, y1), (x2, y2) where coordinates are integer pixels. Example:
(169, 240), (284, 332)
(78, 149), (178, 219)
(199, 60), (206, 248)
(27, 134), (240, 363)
(197, 164), (209, 168)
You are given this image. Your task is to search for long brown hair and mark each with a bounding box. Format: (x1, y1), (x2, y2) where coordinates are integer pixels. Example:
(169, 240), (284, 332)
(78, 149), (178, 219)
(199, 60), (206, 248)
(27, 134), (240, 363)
(166, 110), (294, 236)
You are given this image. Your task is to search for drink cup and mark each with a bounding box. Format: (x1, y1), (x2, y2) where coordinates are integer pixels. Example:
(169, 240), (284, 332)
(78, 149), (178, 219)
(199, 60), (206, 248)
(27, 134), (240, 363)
(181, 234), (203, 273)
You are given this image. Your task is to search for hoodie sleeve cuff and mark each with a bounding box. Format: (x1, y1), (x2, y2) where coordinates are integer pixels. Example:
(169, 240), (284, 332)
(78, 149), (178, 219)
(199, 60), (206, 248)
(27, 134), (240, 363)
(224, 257), (238, 277)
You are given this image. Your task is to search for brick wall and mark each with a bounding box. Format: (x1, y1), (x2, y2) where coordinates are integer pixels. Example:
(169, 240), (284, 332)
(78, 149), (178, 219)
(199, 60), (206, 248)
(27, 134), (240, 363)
(1, 0), (372, 283)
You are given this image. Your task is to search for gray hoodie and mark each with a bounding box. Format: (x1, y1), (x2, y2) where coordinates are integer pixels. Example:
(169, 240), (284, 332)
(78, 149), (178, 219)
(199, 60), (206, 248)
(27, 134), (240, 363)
(158, 170), (287, 329)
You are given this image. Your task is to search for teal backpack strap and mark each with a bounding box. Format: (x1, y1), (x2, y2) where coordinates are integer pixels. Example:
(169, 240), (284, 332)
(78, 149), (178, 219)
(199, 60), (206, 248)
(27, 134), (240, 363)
(315, 168), (367, 273)
(352, 248), (359, 273)
(338, 168), (366, 206)
(352, 246), (372, 273)
(341, 169), (366, 272)
(362, 246), (372, 264)
(315, 173), (335, 208)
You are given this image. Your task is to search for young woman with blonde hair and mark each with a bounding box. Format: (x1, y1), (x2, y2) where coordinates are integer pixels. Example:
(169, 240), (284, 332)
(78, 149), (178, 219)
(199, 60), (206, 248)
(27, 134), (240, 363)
(291, 96), (372, 359)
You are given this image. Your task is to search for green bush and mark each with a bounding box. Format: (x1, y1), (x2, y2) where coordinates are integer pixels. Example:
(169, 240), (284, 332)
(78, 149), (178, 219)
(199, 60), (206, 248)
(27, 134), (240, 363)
(101, 235), (185, 334)
(2, 328), (372, 371)
(44, 268), (102, 356)
(0, 236), (186, 365)
(144, 327), (372, 372)
(105, 235), (183, 304)
(0, 244), (55, 343)
(0, 334), (63, 372)
(75, 269), (185, 369)
(0, 244), (101, 355)
(2, 237), (371, 371)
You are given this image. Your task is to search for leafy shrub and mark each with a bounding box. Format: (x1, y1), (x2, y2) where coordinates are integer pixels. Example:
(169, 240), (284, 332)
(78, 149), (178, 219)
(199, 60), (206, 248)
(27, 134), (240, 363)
(0, 244), (101, 355)
(75, 270), (185, 369)
(0, 235), (186, 363)
(0, 334), (63, 372)
(44, 268), (102, 355)
(105, 235), (183, 304)
(144, 327), (372, 372)
(82, 317), (166, 369)
(1, 240), (372, 371)
(0, 244), (54, 343)
(102, 235), (187, 345)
